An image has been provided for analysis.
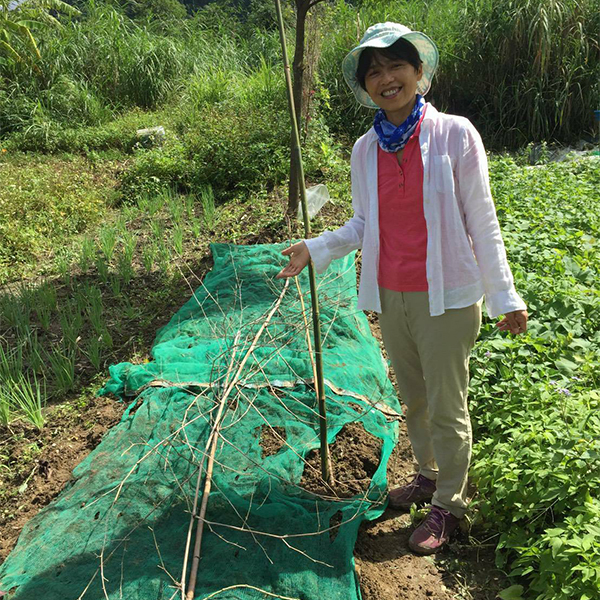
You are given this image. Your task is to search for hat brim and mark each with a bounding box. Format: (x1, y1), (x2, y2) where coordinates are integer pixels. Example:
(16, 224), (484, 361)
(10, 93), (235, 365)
(342, 31), (439, 109)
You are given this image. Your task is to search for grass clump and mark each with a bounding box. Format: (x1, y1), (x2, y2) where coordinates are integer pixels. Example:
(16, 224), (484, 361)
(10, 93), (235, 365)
(0, 153), (119, 283)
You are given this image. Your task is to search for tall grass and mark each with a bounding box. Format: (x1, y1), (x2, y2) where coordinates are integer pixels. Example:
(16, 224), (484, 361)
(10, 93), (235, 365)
(319, 0), (600, 147)
(1, 0), (598, 149)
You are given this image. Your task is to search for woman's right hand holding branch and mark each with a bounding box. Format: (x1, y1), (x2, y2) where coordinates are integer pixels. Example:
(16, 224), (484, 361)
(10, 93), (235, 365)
(276, 241), (310, 279)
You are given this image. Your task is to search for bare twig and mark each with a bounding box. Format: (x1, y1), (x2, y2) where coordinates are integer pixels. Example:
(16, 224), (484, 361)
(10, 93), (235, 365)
(185, 280), (290, 600)
(200, 585), (301, 600)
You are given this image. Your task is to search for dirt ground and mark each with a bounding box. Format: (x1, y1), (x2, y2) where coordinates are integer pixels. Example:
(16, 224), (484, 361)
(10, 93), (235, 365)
(0, 321), (506, 600)
(0, 395), (126, 562)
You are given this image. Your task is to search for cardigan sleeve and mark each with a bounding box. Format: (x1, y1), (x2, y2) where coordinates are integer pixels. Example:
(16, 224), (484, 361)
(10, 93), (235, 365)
(304, 144), (367, 273)
(455, 122), (527, 318)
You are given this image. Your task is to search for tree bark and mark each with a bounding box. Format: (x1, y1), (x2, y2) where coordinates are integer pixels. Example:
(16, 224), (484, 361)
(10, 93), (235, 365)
(287, 0), (310, 217)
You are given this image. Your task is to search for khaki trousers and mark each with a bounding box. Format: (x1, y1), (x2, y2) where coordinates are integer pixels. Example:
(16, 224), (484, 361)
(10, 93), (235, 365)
(379, 288), (481, 518)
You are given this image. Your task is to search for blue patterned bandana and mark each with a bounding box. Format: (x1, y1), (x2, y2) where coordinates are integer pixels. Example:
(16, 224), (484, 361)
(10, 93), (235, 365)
(373, 95), (425, 153)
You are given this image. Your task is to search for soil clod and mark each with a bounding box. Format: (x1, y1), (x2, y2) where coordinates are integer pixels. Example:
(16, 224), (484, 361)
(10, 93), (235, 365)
(301, 421), (383, 498)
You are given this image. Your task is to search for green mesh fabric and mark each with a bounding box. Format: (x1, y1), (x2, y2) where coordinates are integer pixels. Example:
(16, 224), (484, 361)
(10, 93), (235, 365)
(0, 243), (401, 600)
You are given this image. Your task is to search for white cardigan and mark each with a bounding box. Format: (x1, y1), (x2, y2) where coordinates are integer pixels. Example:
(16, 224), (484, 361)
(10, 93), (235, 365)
(305, 104), (526, 318)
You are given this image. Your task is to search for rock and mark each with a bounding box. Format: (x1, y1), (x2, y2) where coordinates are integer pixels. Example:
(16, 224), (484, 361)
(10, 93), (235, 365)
(136, 126), (166, 148)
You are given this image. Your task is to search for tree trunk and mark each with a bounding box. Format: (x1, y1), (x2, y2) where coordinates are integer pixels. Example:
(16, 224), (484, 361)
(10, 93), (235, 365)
(287, 0), (309, 218)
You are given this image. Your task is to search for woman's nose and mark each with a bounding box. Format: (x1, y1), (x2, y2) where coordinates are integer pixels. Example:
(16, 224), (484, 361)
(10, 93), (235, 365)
(380, 67), (395, 83)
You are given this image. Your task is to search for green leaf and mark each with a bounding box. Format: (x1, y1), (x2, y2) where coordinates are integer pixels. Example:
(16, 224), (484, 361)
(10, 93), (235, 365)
(555, 357), (578, 375)
(498, 585), (524, 600)
(550, 536), (564, 558)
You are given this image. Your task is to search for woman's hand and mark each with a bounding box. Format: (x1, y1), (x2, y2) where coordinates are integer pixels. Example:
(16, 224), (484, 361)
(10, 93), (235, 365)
(496, 310), (528, 335)
(276, 241), (310, 279)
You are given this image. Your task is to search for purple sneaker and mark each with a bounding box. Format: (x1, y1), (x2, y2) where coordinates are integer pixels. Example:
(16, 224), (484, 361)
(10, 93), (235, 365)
(408, 505), (460, 555)
(388, 474), (437, 510)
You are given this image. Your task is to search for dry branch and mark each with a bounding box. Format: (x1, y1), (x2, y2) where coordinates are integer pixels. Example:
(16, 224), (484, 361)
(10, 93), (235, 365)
(184, 280), (290, 600)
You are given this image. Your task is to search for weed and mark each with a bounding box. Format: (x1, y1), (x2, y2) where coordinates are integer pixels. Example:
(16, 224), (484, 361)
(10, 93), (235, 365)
(79, 237), (97, 273)
(100, 226), (118, 264)
(199, 185), (216, 229)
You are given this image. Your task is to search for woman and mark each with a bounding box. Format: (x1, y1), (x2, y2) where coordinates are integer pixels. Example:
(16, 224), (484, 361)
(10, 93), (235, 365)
(277, 22), (528, 554)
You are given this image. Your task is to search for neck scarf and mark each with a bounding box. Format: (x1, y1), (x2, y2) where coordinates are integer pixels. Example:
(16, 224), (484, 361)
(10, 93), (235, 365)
(373, 94), (426, 153)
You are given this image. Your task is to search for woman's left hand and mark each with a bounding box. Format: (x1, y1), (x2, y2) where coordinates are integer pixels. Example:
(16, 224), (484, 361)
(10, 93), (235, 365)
(496, 310), (528, 335)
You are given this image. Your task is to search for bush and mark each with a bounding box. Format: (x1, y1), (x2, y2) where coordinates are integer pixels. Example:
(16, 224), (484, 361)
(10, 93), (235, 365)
(118, 140), (191, 201)
(2, 109), (159, 154)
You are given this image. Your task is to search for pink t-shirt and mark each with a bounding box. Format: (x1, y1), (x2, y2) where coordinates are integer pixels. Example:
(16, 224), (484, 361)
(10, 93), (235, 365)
(377, 112), (428, 292)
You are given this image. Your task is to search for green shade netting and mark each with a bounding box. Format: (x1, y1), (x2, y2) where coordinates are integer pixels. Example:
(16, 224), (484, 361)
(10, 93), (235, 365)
(0, 243), (401, 600)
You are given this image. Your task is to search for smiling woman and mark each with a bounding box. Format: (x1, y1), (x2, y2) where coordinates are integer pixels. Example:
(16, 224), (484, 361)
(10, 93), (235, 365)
(277, 21), (528, 556)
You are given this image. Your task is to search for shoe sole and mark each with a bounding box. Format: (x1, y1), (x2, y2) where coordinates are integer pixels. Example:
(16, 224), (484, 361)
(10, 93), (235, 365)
(408, 537), (443, 555)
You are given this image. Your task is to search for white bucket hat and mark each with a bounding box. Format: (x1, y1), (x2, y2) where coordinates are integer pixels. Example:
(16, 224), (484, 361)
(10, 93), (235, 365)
(342, 22), (439, 109)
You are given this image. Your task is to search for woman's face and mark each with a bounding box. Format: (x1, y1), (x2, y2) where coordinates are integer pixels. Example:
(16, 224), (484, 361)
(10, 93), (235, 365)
(363, 53), (423, 125)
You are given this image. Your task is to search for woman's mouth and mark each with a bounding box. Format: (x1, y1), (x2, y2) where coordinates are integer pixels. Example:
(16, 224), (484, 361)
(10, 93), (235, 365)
(381, 87), (401, 99)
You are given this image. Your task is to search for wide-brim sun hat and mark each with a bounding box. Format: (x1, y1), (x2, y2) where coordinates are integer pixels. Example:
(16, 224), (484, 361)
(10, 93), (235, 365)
(342, 22), (439, 109)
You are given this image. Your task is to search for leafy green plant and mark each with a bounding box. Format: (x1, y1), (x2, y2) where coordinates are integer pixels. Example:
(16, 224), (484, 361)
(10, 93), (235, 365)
(0, 291), (30, 334)
(95, 254), (109, 283)
(30, 281), (57, 331)
(58, 303), (82, 350)
(0, 0), (80, 72)
(99, 226), (118, 263)
(79, 237), (96, 273)
(45, 346), (75, 396)
(467, 156), (600, 598)
(0, 373), (45, 429)
(0, 387), (9, 425)
(172, 224), (183, 255)
(116, 230), (137, 284)
(0, 340), (23, 381)
(85, 284), (104, 336)
(110, 273), (122, 297)
(85, 335), (102, 371)
(199, 184), (216, 229)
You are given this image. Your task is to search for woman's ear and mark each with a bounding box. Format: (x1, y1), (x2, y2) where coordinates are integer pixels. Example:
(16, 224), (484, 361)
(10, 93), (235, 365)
(416, 64), (424, 81)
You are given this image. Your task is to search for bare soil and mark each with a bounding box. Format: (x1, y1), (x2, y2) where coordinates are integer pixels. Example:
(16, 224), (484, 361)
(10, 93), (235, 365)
(353, 315), (507, 600)
(301, 421), (383, 498)
(259, 425), (287, 458)
(354, 428), (506, 600)
(0, 395), (126, 562)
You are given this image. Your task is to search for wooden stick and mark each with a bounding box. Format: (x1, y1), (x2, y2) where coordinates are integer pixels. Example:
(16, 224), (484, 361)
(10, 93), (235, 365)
(185, 280), (290, 600)
(181, 333), (241, 598)
(274, 0), (332, 485)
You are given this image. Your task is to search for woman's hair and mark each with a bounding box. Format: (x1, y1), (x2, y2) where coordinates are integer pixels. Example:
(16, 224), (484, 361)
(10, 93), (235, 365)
(356, 38), (422, 91)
